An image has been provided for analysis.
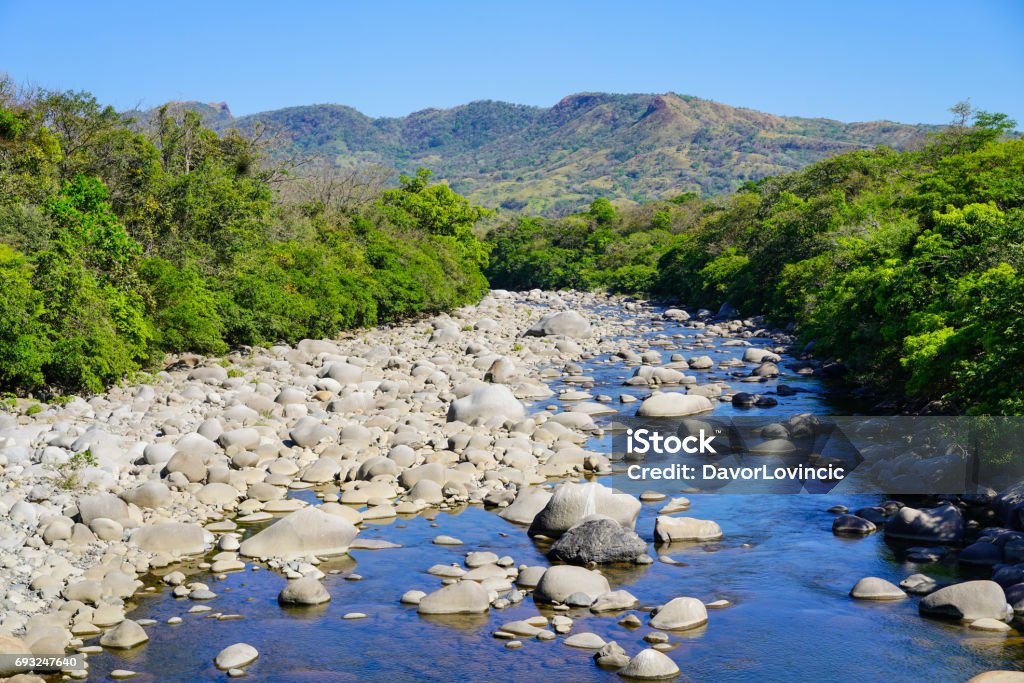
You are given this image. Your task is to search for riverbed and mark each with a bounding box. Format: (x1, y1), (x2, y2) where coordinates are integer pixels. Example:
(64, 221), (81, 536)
(75, 296), (1024, 682)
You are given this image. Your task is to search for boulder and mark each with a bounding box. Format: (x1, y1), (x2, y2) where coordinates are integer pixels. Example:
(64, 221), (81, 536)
(533, 565), (610, 604)
(78, 493), (136, 528)
(649, 596), (708, 630)
(130, 523), (209, 556)
(636, 392), (712, 417)
(215, 643), (259, 670)
(548, 517), (647, 565)
(417, 581), (490, 614)
(99, 620), (148, 649)
(278, 577), (331, 605)
(832, 514), (877, 536)
(885, 503), (964, 543)
(164, 451), (207, 483)
(120, 481), (172, 509)
(239, 507), (358, 559)
(290, 416), (334, 448)
(654, 516), (722, 543)
(591, 590), (640, 613)
(919, 580), (1009, 622)
(447, 385), (525, 426)
(525, 311), (590, 338)
(617, 648), (680, 679)
(498, 488), (553, 525)
(529, 482), (641, 537)
(850, 577), (907, 600)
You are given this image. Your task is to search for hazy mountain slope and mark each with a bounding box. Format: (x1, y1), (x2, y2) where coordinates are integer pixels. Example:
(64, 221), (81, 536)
(170, 92), (936, 214)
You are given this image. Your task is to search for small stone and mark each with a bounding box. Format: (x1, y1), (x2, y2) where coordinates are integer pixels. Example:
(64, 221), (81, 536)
(432, 535), (463, 545)
(342, 612), (367, 620)
(400, 590), (426, 605)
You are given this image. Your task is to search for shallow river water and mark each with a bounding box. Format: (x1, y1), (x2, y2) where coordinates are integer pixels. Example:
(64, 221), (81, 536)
(82, 303), (1023, 682)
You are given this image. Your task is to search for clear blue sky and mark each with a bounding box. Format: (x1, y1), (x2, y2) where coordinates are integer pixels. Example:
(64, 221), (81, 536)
(2, 0), (1022, 124)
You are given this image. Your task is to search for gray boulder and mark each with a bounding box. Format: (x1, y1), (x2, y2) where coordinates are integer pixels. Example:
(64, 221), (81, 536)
(548, 517), (647, 565)
(130, 523), (209, 556)
(654, 516), (722, 543)
(278, 577), (331, 605)
(417, 581), (490, 614)
(529, 482), (641, 538)
(636, 392), (712, 417)
(885, 503), (964, 543)
(617, 648), (680, 679)
(919, 580), (1009, 622)
(533, 565), (610, 604)
(239, 507), (358, 559)
(447, 385), (525, 426)
(525, 311), (590, 338)
(649, 596), (708, 630)
(850, 577), (907, 600)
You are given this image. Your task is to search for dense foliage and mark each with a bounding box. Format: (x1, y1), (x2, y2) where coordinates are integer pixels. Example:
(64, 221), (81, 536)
(485, 108), (1024, 414)
(0, 82), (488, 394)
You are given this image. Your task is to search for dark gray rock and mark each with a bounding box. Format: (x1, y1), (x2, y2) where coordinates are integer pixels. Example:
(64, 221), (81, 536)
(884, 503), (964, 544)
(547, 517), (647, 565)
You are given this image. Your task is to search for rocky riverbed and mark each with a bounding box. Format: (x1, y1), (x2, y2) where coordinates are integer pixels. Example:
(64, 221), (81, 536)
(1, 290), (1023, 682)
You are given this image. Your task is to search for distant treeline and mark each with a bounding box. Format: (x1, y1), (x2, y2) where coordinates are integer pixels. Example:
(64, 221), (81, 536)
(0, 80), (488, 394)
(485, 106), (1023, 414)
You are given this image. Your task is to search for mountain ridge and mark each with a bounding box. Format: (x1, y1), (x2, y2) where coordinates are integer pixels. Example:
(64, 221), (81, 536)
(152, 92), (938, 214)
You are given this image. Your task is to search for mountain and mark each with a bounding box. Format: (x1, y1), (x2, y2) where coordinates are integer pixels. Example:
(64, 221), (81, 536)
(166, 93), (937, 214)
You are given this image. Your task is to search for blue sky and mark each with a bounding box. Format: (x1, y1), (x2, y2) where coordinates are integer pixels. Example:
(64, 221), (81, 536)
(1, 0), (1021, 124)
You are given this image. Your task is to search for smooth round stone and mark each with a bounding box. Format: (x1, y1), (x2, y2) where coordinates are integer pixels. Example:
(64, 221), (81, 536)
(342, 612), (367, 619)
(505, 640), (523, 649)
(110, 670), (137, 679)
(618, 648), (681, 679)
(850, 577), (907, 600)
(432, 535), (463, 545)
(167, 617), (183, 625)
(564, 632), (606, 649)
(400, 590), (426, 605)
(215, 643), (259, 670)
(705, 599), (731, 609)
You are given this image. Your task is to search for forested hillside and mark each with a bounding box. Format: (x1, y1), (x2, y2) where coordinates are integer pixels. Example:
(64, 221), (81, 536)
(0, 80), (489, 395)
(486, 107), (1024, 414)
(168, 92), (935, 215)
